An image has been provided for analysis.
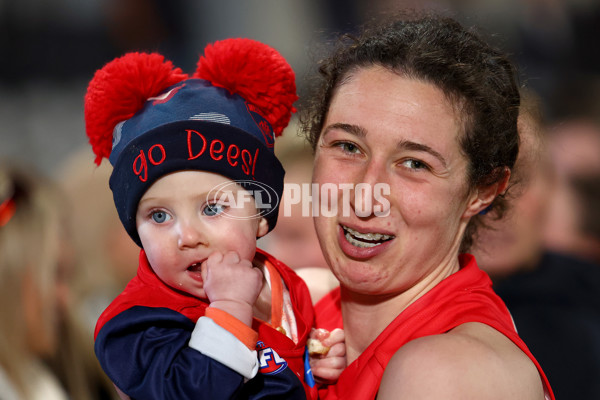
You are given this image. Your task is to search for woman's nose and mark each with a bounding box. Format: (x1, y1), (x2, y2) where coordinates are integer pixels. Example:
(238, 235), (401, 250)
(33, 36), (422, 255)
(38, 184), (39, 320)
(351, 160), (391, 218)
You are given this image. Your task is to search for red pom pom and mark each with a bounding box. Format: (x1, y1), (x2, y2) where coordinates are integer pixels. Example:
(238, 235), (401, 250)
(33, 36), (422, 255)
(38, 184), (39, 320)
(193, 38), (298, 137)
(84, 53), (188, 165)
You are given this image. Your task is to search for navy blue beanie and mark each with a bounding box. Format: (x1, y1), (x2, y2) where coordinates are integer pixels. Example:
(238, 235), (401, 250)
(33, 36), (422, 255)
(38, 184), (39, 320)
(84, 39), (298, 247)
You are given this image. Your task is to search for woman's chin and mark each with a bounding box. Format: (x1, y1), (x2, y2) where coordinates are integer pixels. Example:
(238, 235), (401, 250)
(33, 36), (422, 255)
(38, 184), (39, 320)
(333, 261), (390, 291)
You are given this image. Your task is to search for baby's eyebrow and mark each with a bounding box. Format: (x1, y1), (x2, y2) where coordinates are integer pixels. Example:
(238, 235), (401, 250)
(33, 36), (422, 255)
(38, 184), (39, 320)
(138, 197), (159, 207)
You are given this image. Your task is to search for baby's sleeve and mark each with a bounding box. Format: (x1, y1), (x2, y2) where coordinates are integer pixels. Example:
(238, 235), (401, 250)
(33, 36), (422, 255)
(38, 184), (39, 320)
(189, 307), (259, 379)
(95, 306), (247, 399)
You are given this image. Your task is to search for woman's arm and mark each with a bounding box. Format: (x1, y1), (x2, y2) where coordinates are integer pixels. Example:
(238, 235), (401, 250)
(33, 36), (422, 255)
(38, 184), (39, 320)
(377, 322), (544, 400)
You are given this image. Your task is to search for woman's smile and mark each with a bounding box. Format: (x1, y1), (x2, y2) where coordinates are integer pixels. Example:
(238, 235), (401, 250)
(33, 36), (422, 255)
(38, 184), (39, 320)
(337, 223), (396, 260)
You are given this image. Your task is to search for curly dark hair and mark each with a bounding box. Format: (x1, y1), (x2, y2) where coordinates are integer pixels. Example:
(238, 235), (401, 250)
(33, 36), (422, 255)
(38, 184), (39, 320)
(299, 12), (521, 252)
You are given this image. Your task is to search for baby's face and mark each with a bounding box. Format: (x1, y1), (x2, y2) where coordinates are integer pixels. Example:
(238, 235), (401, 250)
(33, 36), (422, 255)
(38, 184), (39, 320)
(136, 170), (268, 298)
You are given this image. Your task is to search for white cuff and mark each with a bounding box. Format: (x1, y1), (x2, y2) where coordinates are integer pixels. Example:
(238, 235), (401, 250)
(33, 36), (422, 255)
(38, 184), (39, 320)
(189, 316), (259, 379)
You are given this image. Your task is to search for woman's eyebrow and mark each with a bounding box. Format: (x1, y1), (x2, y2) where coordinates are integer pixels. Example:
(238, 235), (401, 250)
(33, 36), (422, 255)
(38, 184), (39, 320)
(322, 122), (367, 139)
(322, 123), (448, 167)
(397, 140), (447, 167)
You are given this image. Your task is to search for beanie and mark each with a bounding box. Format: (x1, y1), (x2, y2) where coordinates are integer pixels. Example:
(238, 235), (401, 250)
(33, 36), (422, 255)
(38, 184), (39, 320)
(84, 39), (298, 247)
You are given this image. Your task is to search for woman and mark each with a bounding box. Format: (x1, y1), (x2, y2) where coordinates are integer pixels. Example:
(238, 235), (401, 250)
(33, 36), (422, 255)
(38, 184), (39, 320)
(0, 161), (115, 400)
(302, 13), (555, 399)
(0, 162), (69, 400)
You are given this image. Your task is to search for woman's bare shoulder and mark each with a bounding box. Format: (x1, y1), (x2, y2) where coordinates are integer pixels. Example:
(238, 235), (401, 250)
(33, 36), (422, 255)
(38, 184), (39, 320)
(377, 322), (544, 400)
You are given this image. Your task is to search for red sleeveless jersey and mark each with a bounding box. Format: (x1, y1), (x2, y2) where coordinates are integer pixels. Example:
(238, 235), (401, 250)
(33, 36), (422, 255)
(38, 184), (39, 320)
(315, 254), (555, 400)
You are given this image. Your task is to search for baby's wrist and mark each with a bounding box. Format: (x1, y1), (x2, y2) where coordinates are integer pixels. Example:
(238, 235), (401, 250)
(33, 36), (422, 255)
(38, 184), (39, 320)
(205, 307), (258, 350)
(209, 299), (254, 326)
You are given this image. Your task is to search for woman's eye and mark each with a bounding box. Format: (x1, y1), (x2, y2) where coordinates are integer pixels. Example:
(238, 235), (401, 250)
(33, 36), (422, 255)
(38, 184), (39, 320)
(203, 203), (226, 217)
(151, 210), (171, 223)
(402, 159), (428, 170)
(336, 142), (361, 154)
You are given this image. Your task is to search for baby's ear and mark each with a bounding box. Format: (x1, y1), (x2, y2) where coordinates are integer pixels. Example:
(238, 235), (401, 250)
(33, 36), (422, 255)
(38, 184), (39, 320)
(256, 217), (269, 238)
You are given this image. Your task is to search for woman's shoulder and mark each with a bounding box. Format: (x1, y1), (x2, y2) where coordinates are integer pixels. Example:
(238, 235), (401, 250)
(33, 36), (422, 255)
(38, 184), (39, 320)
(377, 322), (544, 399)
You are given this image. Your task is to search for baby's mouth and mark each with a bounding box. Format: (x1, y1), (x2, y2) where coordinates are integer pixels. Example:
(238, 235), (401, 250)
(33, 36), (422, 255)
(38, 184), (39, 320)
(187, 262), (203, 273)
(342, 225), (395, 248)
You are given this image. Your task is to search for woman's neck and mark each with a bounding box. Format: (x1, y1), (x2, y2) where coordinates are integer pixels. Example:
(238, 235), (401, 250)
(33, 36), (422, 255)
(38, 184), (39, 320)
(340, 257), (461, 364)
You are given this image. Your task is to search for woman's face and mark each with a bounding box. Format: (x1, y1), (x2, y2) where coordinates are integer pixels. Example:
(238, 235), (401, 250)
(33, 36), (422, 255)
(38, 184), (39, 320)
(312, 66), (485, 296)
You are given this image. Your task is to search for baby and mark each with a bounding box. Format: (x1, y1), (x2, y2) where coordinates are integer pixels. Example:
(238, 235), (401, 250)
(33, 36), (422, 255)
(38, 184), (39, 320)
(85, 38), (344, 399)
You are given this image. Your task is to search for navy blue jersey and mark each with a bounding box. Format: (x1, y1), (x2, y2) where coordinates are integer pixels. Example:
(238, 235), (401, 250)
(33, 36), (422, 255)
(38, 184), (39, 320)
(95, 249), (317, 399)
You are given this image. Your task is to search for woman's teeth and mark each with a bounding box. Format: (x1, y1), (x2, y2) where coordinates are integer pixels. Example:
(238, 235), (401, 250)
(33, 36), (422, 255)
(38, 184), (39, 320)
(342, 225), (394, 248)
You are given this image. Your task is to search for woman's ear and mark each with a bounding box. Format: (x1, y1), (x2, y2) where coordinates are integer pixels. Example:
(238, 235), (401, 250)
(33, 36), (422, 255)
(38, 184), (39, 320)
(256, 217), (269, 238)
(463, 168), (511, 218)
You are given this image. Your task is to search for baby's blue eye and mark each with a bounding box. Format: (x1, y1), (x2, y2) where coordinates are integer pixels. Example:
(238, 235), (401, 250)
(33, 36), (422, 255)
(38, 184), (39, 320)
(203, 203), (226, 217)
(151, 211), (170, 223)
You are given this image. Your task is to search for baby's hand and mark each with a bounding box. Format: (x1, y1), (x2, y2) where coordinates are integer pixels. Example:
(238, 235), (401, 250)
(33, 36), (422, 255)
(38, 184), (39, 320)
(202, 251), (263, 325)
(308, 328), (346, 383)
